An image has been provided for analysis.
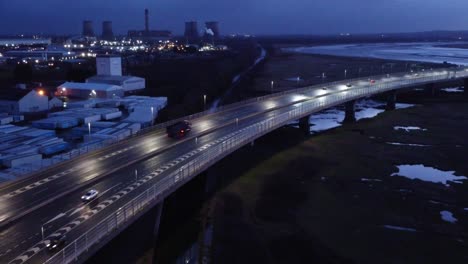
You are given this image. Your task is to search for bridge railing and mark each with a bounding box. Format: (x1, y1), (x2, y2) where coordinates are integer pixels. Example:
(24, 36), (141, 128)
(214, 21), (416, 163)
(14, 67), (466, 180)
(42, 67), (468, 264)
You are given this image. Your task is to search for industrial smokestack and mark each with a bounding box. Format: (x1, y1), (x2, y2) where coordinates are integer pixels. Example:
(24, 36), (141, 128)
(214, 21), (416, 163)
(184, 21), (199, 43)
(83, 20), (95, 37)
(102, 21), (114, 40)
(145, 9), (149, 34)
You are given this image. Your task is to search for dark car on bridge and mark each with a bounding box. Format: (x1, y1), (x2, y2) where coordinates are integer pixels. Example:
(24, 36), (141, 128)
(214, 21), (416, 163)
(166, 121), (192, 139)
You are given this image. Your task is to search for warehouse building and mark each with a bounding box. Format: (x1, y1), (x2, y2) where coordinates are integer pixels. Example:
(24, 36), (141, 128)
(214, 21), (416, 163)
(57, 82), (124, 99)
(0, 90), (48, 114)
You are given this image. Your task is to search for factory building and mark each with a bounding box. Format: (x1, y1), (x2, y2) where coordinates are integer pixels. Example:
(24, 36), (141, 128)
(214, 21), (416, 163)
(184, 21), (199, 43)
(102, 21), (114, 41)
(0, 38), (51, 47)
(86, 55), (145, 93)
(58, 54), (145, 96)
(57, 82), (124, 99)
(4, 49), (77, 62)
(86, 76), (145, 93)
(82, 20), (95, 37)
(0, 90), (49, 114)
(96, 55), (122, 76)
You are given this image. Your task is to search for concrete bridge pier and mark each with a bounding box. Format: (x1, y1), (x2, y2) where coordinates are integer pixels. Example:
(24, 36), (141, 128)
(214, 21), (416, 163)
(386, 90), (397, 111)
(464, 78), (468, 96)
(151, 201), (165, 262)
(425, 83), (436, 96)
(298, 115), (311, 135)
(205, 170), (217, 196)
(343, 100), (356, 123)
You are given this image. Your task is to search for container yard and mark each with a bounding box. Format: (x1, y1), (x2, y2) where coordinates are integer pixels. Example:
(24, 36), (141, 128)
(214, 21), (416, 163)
(0, 96), (167, 182)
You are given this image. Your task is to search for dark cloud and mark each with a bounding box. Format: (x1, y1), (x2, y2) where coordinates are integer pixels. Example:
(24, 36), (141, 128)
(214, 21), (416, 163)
(0, 0), (466, 35)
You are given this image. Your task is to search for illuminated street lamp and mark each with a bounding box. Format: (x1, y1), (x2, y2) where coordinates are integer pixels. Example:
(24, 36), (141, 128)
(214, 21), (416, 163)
(203, 94), (207, 110)
(271, 81), (274, 92)
(344, 69), (347, 79)
(88, 122), (91, 138)
(150, 107), (154, 126)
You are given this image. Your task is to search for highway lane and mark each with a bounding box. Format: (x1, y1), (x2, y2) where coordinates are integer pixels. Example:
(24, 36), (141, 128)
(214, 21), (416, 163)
(0, 91), (311, 226)
(1, 94), (311, 263)
(2, 68), (465, 263)
(0, 119), (231, 262)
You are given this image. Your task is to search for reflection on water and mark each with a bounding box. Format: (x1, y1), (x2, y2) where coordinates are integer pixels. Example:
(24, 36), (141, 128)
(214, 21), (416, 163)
(285, 42), (468, 65)
(308, 99), (414, 133)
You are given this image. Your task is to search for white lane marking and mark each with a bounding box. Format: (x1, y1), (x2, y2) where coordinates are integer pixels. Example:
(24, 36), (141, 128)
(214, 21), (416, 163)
(98, 182), (122, 198)
(68, 206), (86, 217)
(2, 145), (140, 199)
(43, 213), (66, 226)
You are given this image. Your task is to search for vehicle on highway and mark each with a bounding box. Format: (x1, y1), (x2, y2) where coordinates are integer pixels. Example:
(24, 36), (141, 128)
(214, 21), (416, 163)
(81, 189), (99, 202)
(322, 87), (327, 90)
(167, 120), (192, 138)
(46, 235), (66, 251)
(346, 83), (352, 87)
(370, 79), (376, 84)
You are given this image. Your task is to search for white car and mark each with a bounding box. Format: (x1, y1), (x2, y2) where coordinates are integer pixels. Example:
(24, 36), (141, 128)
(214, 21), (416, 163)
(81, 189), (99, 202)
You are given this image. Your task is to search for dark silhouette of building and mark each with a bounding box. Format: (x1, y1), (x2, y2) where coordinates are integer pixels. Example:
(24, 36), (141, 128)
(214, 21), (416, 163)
(184, 21), (199, 43)
(82, 20), (95, 37)
(102, 21), (114, 40)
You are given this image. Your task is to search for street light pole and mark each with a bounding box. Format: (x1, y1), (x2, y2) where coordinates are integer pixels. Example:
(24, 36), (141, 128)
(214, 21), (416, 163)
(344, 69), (347, 79)
(271, 81), (274, 93)
(88, 122), (91, 138)
(135, 169), (138, 181)
(41, 226), (44, 240)
(203, 94), (207, 110)
(150, 107), (154, 126)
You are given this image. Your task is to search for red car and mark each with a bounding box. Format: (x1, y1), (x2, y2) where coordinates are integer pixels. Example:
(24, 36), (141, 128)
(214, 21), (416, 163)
(167, 121), (192, 139)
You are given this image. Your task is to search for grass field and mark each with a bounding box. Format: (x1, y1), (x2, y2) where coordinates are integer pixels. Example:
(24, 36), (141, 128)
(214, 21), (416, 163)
(208, 98), (468, 264)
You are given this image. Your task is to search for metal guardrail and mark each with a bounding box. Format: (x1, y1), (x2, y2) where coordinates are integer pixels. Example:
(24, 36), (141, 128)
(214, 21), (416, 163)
(42, 67), (468, 264)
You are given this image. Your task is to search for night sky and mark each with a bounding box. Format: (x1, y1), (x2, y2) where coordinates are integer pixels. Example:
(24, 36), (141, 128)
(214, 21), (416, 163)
(1, 0), (467, 35)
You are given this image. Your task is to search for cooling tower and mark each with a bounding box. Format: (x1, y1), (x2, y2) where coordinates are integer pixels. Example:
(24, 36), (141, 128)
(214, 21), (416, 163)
(102, 21), (114, 40)
(184, 21), (199, 43)
(82, 20), (95, 37)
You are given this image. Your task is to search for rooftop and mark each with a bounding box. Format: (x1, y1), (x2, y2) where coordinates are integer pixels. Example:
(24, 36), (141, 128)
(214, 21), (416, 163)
(58, 82), (123, 91)
(86, 75), (144, 82)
